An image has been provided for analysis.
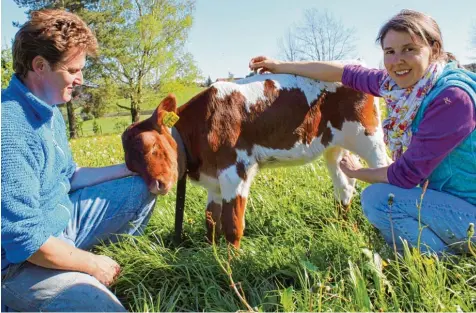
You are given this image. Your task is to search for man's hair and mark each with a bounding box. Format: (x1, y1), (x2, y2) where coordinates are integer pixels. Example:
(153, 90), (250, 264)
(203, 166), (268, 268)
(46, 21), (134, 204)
(13, 9), (98, 78)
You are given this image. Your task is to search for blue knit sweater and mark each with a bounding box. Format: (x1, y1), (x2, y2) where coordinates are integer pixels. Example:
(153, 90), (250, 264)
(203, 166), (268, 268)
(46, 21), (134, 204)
(1, 75), (76, 269)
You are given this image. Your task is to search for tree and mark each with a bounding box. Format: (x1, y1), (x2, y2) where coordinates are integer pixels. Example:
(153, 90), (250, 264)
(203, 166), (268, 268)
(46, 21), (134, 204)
(464, 63), (476, 72)
(204, 75), (213, 87)
(278, 9), (356, 61)
(93, 0), (200, 122)
(278, 28), (300, 61)
(13, 0), (100, 12)
(1, 46), (14, 89)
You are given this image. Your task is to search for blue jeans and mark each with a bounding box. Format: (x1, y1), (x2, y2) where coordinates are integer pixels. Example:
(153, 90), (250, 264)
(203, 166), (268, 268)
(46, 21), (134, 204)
(362, 183), (476, 254)
(1, 176), (156, 312)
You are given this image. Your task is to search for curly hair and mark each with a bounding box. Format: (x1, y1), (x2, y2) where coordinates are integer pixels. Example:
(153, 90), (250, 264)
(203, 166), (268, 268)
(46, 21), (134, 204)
(13, 9), (98, 78)
(376, 9), (456, 63)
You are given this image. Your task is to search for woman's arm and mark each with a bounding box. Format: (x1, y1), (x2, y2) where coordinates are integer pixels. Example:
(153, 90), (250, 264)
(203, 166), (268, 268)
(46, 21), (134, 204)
(340, 87), (475, 187)
(249, 56), (345, 82)
(70, 163), (136, 191)
(387, 87), (475, 188)
(340, 153), (390, 184)
(249, 56), (386, 96)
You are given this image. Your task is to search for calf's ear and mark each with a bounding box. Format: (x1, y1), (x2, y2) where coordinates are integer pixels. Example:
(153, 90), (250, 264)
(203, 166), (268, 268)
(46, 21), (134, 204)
(152, 94), (179, 128)
(158, 94), (177, 113)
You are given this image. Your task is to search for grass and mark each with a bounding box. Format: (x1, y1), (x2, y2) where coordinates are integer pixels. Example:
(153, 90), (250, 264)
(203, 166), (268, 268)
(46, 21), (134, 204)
(70, 134), (476, 312)
(73, 85), (204, 137)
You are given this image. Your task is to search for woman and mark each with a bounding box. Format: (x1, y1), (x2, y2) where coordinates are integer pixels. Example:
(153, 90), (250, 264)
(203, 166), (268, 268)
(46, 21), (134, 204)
(1, 9), (157, 312)
(249, 9), (475, 255)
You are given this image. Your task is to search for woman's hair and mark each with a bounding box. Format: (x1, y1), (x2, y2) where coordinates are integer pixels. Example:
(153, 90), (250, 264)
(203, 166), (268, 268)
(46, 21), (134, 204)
(376, 9), (457, 63)
(13, 9), (98, 78)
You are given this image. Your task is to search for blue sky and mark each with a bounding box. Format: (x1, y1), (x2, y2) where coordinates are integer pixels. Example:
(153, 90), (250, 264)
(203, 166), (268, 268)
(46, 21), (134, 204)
(2, 0), (475, 80)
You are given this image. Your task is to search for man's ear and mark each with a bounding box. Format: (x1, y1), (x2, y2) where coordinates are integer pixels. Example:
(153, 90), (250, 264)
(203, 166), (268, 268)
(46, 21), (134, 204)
(31, 55), (48, 74)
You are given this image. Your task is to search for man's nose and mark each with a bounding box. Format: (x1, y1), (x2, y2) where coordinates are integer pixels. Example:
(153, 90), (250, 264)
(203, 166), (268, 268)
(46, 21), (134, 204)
(75, 70), (83, 85)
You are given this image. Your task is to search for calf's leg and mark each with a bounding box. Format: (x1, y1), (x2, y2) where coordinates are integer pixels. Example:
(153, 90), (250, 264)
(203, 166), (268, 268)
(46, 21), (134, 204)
(323, 146), (356, 210)
(218, 162), (258, 248)
(206, 188), (223, 243)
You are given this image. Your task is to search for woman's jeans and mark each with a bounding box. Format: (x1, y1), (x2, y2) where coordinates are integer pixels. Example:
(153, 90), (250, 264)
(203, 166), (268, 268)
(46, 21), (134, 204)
(361, 183), (476, 254)
(1, 176), (157, 312)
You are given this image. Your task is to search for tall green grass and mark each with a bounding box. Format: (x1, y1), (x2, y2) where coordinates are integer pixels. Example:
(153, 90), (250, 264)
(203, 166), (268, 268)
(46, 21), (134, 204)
(71, 134), (476, 312)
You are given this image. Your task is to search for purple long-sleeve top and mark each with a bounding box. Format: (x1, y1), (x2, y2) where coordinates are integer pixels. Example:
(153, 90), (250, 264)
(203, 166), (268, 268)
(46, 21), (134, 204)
(342, 65), (476, 188)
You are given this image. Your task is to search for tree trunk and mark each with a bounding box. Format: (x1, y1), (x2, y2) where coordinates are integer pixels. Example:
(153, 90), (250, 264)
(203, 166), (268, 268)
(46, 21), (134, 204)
(66, 101), (78, 139)
(131, 94), (140, 123)
(130, 77), (143, 123)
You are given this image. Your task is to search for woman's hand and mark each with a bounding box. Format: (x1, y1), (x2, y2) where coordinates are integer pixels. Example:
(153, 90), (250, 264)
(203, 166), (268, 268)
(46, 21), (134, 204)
(249, 56), (282, 74)
(339, 152), (390, 184)
(339, 152), (363, 178)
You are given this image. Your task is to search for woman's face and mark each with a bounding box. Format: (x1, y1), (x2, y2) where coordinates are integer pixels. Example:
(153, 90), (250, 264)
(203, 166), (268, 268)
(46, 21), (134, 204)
(382, 29), (433, 88)
(40, 51), (85, 105)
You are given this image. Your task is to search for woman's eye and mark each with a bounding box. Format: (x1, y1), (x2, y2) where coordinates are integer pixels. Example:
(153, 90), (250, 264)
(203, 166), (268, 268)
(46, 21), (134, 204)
(385, 50), (394, 55)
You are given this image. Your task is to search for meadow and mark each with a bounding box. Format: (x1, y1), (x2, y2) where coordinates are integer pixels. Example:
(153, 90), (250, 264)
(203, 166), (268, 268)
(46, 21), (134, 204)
(70, 133), (476, 312)
(75, 85), (204, 136)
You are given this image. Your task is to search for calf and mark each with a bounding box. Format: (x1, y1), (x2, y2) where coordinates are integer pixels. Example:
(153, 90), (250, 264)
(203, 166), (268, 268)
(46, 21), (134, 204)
(122, 72), (390, 248)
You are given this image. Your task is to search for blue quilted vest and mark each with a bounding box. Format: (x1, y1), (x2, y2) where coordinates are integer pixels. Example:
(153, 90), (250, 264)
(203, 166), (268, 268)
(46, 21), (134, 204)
(412, 62), (476, 205)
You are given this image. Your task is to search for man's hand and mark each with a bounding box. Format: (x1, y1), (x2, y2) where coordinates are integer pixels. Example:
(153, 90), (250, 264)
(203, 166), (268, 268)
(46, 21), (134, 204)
(89, 254), (121, 287)
(28, 237), (121, 287)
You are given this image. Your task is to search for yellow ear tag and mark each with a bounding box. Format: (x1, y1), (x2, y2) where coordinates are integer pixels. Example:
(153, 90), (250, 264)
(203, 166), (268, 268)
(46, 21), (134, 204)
(163, 112), (179, 127)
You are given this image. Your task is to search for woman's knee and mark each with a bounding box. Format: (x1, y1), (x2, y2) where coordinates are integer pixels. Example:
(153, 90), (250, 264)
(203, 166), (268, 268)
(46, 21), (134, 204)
(361, 184), (392, 211)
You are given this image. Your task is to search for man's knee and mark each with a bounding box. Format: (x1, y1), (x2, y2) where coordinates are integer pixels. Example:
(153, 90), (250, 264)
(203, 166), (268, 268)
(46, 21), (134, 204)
(2, 264), (127, 312)
(40, 272), (127, 312)
(129, 176), (157, 209)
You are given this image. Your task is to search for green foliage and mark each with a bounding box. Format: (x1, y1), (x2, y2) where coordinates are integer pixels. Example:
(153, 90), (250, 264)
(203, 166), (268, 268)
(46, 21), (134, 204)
(89, 0), (201, 121)
(13, 0), (101, 11)
(85, 78), (120, 118)
(113, 119), (130, 133)
(69, 112), (84, 138)
(92, 119), (102, 134)
(13, 0), (201, 123)
(69, 134), (476, 312)
(1, 46), (14, 89)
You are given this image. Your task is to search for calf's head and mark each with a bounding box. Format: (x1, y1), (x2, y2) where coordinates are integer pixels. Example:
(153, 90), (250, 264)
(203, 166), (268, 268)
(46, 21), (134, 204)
(122, 95), (179, 195)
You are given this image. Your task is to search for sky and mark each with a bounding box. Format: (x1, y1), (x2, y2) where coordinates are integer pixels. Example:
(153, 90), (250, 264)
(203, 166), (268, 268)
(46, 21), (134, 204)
(2, 0), (475, 80)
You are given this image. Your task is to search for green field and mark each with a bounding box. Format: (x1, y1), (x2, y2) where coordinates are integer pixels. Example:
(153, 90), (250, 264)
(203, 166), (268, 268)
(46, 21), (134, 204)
(70, 135), (476, 312)
(75, 85), (204, 137)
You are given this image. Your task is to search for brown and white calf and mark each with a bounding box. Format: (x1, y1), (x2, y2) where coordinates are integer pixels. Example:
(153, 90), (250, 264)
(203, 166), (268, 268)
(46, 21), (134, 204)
(122, 71), (390, 248)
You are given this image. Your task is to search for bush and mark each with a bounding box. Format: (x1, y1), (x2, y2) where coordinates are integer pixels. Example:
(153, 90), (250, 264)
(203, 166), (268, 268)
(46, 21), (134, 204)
(92, 119), (102, 135)
(114, 120), (130, 133)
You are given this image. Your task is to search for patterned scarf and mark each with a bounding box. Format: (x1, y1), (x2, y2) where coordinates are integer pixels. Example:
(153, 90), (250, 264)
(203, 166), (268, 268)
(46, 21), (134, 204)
(380, 62), (446, 160)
